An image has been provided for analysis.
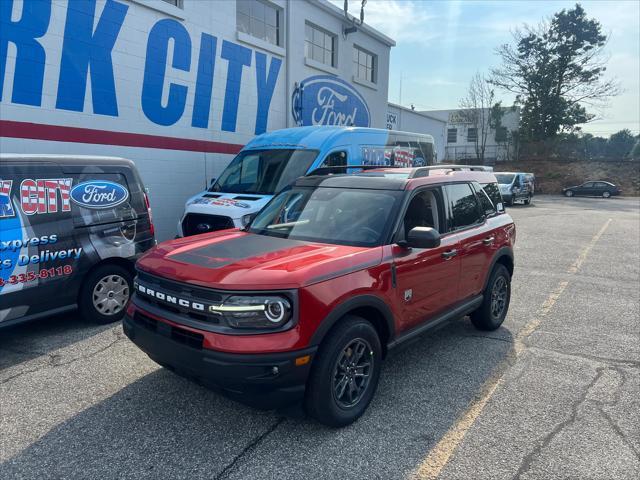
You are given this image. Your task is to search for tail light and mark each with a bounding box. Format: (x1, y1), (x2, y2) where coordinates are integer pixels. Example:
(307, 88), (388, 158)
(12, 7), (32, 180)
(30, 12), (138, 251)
(143, 191), (155, 237)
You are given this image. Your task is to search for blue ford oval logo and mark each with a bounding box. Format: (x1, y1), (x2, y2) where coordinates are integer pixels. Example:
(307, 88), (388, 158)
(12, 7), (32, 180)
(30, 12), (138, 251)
(292, 75), (370, 127)
(70, 181), (129, 209)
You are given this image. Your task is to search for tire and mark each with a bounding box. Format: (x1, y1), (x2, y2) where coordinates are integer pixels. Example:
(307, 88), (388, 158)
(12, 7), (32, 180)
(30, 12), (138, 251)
(524, 194), (532, 205)
(471, 264), (511, 331)
(565, 190), (574, 197)
(305, 315), (382, 427)
(602, 191), (611, 198)
(79, 264), (133, 324)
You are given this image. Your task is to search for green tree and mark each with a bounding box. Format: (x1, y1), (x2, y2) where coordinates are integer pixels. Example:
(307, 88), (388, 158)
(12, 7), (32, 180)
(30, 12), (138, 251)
(607, 129), (637, 159)
(490, 4), (619, 141)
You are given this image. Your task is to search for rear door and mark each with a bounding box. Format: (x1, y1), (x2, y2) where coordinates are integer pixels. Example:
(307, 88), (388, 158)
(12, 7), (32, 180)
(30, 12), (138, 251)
(443, 183), (493, 300)
(577, 182), (595, 196)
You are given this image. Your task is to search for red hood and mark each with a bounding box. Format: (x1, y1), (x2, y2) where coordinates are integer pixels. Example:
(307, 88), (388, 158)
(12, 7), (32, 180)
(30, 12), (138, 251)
(137, 230), (382, 290)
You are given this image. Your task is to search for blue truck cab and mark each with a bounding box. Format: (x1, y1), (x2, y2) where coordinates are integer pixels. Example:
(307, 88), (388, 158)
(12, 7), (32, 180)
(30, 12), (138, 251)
(178, 126), (436, 237)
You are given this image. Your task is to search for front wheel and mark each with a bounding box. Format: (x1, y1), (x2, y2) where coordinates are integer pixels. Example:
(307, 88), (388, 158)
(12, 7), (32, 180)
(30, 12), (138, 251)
(565, 190), (574, 197)
(523, 194), (532, 205)
(471, 264), (511, 331)
(602, 191), (611, 198)
(305, 316), (382, 427)
(79, 264), (132, 324)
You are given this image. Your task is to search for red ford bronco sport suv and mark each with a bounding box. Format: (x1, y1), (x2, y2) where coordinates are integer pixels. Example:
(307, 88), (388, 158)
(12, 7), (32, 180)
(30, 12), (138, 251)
(124, 165), (515, 427)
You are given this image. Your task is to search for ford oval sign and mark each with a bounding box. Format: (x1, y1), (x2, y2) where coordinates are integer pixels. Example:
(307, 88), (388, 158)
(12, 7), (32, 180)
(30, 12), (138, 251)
(292, 75), (370, 127)
(70, 181), (129, 209)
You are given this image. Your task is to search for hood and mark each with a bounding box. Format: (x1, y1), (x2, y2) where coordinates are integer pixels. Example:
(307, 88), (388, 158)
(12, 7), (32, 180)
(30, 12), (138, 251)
(137, 230), (382, 290)
(184, 191), (272, 218)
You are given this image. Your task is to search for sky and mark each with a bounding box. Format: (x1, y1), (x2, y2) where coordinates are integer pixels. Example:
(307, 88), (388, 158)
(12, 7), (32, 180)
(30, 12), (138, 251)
(337, 0), (640, 137)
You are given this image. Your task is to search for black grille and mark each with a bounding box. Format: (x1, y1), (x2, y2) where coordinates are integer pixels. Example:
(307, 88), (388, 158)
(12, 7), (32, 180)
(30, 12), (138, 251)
(134, 312), (203, 350)
(182, 213), (234, 236)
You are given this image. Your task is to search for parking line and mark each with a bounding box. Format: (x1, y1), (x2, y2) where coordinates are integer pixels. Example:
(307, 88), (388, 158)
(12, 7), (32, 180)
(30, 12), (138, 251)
(410, 218), (613, 480)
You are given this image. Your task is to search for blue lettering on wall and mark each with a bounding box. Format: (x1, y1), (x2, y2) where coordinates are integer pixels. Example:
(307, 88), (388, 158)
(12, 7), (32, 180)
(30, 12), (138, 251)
(142, 19), (192, 126)
(254, 52), (281, 135)
(220, 40), (251, 132)
(192, 33), (217, 129)
(56, 0), (128, 116)
(0, 0), (51, 106)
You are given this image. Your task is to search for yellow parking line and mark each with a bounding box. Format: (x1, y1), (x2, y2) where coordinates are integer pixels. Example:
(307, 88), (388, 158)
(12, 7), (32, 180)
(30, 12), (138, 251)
(410, 218), (613, 480)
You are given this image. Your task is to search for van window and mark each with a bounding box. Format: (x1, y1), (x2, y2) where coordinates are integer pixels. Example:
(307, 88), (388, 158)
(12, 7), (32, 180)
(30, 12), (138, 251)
(495, 173), (515, 185)
(211, 149), (318, 195)
(445, 183), (483, 231)
(321, 151), (348, 168)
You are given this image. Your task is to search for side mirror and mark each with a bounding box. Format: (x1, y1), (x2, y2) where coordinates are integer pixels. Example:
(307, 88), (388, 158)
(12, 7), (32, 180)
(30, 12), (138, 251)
(209, 178), (216, 188)
(404, 227), (441, 249)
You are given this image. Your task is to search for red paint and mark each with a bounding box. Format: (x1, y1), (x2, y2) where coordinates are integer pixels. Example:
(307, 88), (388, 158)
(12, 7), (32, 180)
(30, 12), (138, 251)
(0, 120), (244, 154)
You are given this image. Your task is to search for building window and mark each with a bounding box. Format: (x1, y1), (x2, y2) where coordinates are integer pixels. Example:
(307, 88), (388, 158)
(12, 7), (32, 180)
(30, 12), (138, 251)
(237, 0), (282, 47)
(467, 127), (478, 143)
(160, 0), (182, 7)
(305, 23), (336, 67)
(353, 46), (376, 83)
(447, 128), (457, 143)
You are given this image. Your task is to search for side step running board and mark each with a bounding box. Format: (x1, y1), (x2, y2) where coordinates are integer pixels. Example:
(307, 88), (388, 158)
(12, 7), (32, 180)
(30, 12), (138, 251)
(387, 295), (483, 350)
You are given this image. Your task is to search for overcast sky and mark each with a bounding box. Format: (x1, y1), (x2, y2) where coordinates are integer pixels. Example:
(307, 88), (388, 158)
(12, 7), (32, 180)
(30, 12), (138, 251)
(337, 0), (640, 137)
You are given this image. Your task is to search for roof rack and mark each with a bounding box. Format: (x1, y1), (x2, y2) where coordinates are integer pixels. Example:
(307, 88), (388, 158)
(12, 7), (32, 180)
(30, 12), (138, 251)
(306, 164), (399, 176)
(408, 164), (493, 178)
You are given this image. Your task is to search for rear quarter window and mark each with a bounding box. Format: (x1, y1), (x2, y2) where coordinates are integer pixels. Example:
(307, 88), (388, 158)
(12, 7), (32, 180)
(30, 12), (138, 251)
(481, 182), (505, 213)
(69, 173), (137, 227)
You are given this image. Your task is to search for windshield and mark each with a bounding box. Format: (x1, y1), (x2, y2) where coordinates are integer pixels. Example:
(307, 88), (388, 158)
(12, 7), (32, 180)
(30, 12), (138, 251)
(249, 187), (403, 247)
(210, 149), (318, 195)
(495, 173), (516, 184)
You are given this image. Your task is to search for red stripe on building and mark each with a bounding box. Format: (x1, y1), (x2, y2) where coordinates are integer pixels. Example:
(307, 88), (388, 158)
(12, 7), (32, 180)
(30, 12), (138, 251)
(0, 120), (245, 155)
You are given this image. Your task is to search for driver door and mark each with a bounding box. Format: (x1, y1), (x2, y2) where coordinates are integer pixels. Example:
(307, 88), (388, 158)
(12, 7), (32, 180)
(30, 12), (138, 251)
(392, 187), (461, 333)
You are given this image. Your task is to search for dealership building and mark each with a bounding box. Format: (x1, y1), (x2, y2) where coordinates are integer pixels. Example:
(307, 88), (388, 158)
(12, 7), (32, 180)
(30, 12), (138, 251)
(0, 0), (446, 240)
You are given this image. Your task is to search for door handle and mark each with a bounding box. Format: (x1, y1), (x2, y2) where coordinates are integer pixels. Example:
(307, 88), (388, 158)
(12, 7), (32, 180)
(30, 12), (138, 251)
(441, 249), (458, 260)
(483, 236), (495, 245)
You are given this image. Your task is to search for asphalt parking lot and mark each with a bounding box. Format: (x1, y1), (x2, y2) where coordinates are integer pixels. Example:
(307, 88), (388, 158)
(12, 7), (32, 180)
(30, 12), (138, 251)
(1, 195), (639, 480)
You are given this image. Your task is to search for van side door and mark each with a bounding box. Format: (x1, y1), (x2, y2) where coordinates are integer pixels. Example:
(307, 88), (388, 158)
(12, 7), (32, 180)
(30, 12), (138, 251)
(0, 163), (77, 323)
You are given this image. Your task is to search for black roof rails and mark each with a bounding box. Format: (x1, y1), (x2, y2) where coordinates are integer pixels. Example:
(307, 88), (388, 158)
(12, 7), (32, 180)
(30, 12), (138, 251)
(408, 164), (492, 178)
(306, 164), (400, 176)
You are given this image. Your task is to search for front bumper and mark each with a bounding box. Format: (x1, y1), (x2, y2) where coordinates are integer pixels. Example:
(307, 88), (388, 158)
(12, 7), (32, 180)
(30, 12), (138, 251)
(123, 308), (316, 409)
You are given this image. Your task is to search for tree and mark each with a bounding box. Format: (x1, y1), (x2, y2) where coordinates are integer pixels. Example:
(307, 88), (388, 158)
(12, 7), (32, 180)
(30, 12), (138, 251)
(607, 129), (637, 159)
(458, 74), (496, 163)
(490, 4), (620, 141)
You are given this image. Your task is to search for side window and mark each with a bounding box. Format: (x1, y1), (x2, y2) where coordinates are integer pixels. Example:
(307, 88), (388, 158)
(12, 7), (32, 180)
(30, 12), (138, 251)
(445, 183), (483, 231)
(473, 182), (496, 217)
(481, 182), (505, 213)
(398, 188), (444, 241)
(321, 151), (347, 168)
(582, 182), (594, 188)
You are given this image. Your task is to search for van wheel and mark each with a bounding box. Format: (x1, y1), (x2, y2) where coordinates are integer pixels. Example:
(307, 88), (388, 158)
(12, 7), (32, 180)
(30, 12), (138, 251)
(524, 194), (532, 205)
(305, 316), (382, 427)
(79, 264), (132, 324)
(471, 264), (511, 331)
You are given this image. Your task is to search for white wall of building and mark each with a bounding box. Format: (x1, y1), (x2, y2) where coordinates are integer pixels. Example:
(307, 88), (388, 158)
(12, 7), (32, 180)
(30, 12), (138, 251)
(386, 103), (446, 162)
(423, 108), (520, 164)
(0, 0), (394, 240)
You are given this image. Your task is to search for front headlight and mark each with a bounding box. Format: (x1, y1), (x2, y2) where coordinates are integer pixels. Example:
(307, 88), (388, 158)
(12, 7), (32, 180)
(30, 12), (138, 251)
(209, 295), (292, 329)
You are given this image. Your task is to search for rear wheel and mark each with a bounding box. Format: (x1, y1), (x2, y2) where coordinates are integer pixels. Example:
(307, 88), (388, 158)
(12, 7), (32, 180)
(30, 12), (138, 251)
(79, 264), (132, 324)
(603, 191), (611, 198)
(471, 264), (511, 331)
(305, 316), (382, 427)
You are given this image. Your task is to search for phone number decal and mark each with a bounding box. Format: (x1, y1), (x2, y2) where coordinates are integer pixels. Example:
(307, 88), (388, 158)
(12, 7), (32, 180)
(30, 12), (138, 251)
(0, 265), (73, 286)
